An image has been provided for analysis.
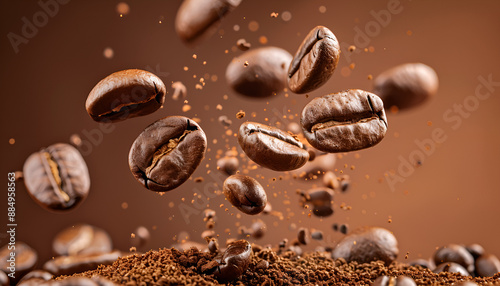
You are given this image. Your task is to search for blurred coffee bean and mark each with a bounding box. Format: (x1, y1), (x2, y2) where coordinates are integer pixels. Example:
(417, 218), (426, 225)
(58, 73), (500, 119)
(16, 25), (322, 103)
(465, 244), (485, 260)
(288, 26), (340, 94)
(215, 240), (252, 282)
(255, 260), (269, 270)
(288, 245), (303, 256)
(332, 227), (398, 266)
(409, 258), (435, 269)
(300, 188), (334, 217)
(339, 224), (349, 235)
(301, 89), (388, 153)
(203, 209), (216, 221)
(207, 238), (219, 254)
(128, 116), (207, 192)
(201, 230), (216, 240)
(236, 38), (251, 51)
(297, 228), (310, 245)
(475, 254), (500, 277)
(434, 244), (475, 274)
(217, 156), (239, 176)
(226, 47), (292, 98)
(43, 250), (121, 276)
(218, 115), (232, 127)
(292, 153), (336, 180)
(311, 230), (323, 241)
(263, 202), (272, 214)
(433, 262), (470, 276)
(251, 219), (266, 239)
(238, 122), (309, 171)
(17, 270), (52, 285)
(206, 219), (216, 229)
(323, 171), (339, 189)
(0, 271), (8, 286)
(23, 143), (90, 211)
(223, 174), (267, 215)
(130, 226), (150, 248)
(175, 0), (241, 45)
(53, 224), (112, 256)
(171, 81), (187, 101)
(85, 69), (166, 122)
(338, 175), (350, 192)
(373, 63), (438, 110)
(373, 275), (416, 286)
(332, 223), (338, 231)
(0, 242), (37, 284)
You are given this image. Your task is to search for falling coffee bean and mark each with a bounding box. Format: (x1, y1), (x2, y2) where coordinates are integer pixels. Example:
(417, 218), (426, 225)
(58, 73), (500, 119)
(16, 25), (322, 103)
(433, 244), (475, 274)
(297, 228), (310, 245)
(131, 226), (151, 248)
(288, 26), (340, 94)
(86, 69), (166, 123)
(223, 174), (267, 215)
(207, 238), (219, 254)
(215, 240), (252, 282)
(129, 116), (207, 192)
(475, 254), (500, 277)
(332, 226), (398, 266)
(251, 219), (266, 239)
(373, 63), (438, 110)
(53, 224), (113, 256)
(226, 47), (292, 97)
(23, 143), (90, 211)
(311, 230), (323, 241)
(301, 89), (388, 153)
(433, 262), (470, 276)
(300, 188), (334, 217)
(43, 250), (122, 276)
(339, 223), (349, 235)
(217, 156), (239, 176)
(0, 242), (38, 284)
(175, 0), (241, 45)
(373, 275), (417, 286)
(236, 38), (251, 51)
(238, 122), (309, 171)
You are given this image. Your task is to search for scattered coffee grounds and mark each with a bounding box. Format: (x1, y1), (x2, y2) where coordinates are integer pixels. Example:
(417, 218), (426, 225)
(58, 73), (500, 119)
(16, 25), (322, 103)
(58, 246), (500, 285)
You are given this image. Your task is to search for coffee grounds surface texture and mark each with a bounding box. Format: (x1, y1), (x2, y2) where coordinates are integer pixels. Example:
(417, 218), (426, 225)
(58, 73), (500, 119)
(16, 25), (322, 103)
(57, 247), (500, 285)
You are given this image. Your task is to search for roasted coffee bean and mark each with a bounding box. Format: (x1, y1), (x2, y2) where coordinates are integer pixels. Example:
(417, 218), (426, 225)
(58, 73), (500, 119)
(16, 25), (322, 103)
(17, 270), (53, 285)
(288, 26), (340, 94)
(465, 244), (485, 260)
(433, 262), (470, 276)
(373, 63), (438, 110)
(323, 171), (339, 189)
(289, 245), (303, 256)
(86, 69), (166, 123)
(251, 219), (266, 239)
(339, 223), (349, 235)
(339, 175), (351, 192)
(215, 240), (252, 282)
(0, 271), (8, 286)
(223, 174), (267, 215)
(131, 226), (150, 248)
(373, 275), (417, 286)
(217, 156), (239, 175)
(207, 238), (219, 254)
(129, 116), (207, 192)
(434, 244), (475, 274)
(311, 230), (323, 241)
(0, 242), (37, 284)
(236, 38), (251, 51)
(292, 153), (336, 180)
(300, 188), (334, 217)
(53, 224), (112, 257)
(43, 250), (121, 276)
(475, 254), (500, 277)
(226, 47), (292, 97)
(175, 0), (241, 45)
(297, 228), (310, 245)
(203, 209), (217, 221)
(23, 143), (90, 211)
(301, 89), (388, 153)
(255, 260), (269, 270)
(332, 227), (398, 266)
(238, 122), (309, 171)
(218, 115), (232, 127)
(409, 258), (435, 269)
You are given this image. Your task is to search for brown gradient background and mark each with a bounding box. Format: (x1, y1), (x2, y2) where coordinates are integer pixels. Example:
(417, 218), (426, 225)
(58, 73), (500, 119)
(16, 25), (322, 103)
(1, 0), (500, 273)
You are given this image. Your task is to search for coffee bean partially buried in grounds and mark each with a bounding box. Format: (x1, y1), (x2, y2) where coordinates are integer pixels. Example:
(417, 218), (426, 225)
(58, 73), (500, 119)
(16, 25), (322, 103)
(23, 143), (90, 211)
(223, 174), (267, 215)
(0, 242), (38, 284)
(373, 63), (438, 110)
(129, 116), (207, 192)
(433, 244), (475, 274)
(53, 224), (113, 256)
(331, 226), (398, 266)
(86, 69), (166, 123)
(43, 250), (122, 276)
(215, 240), (252, 282)
(238, 122), (309, 171)
(288, 26), (340, 94)
(175, 0), (241, 45)
(226, 47), (292, 97)
(301, 89), (388, 153)
(475, 254), (500, 277)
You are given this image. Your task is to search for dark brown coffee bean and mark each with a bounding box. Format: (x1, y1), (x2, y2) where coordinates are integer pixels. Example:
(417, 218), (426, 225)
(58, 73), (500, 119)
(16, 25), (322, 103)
(129, 116), (207, 192)
(300, 188), (334, 217)
(311, 230), (323, 241)
(236, 38), (251, 51)
(433, 262), (470, 276)
(288, 26), (340, 94)
(175, 0), (241, 45)
(53, 224), (112, 256)
(0, 242), (38, 284)
(238, 122), (309, 171)
(339, 223), (349, 235)
(292, 153), (336, 180)
(131, 226), (150, 248)
(475, 254), (500, 277)
(251, 219), (266, 239)
(409, 258), (435, 269)
(297, 228), (310, 245)
(339, 175), (351, 192)
(215, 240), (252, 282)
(465, 243), (485, 260)
(0, 271), (8, 286)
(17, 270), (52, 286)
(301, 89), (388, 153)
(217, 156), (239, 175)
(332, 227), (398, 266)
(373, 275), (417, 286)
(207, 238), (219, 254)
(373, 63), (438, 110)
(43, 250), (121, 276)
(201, 230), (216, 240)
(86, 69), (166, 123)
(226, 47), (292, 97)
(434, 244), (475, 274)
(203, 209), (217, 221)
(223, 174), (267, 215)
(23, 143), (90, 211)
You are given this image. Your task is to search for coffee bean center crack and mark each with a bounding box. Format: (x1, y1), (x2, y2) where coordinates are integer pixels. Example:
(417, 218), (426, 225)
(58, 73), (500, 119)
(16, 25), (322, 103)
(247, 126), (303, 149)
(145, 130), (193, 177)
(43, 152), (70, 202)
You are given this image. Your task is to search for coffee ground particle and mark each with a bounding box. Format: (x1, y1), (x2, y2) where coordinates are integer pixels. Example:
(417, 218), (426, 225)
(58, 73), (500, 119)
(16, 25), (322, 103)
(58, 247), (500, 285)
